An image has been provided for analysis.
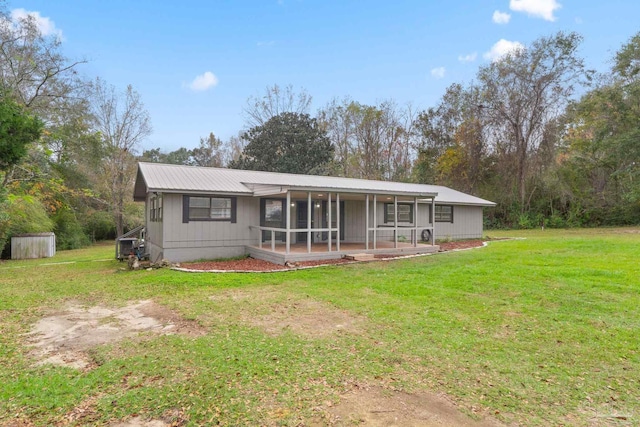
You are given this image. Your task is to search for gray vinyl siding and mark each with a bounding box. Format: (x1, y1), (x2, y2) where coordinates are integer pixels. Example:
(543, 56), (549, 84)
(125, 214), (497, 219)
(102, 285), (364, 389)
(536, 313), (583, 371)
(147, 240), (164, 263)
(318, 200), (435, 243)
(373, 203), (484, 240)
(374, 201), (432, 227)
(354, 201), (483, 241)
(160, 193), (259, 262)
(374, 202), (484, 240)
(345, 200), (366, 242)
(434, 205), (484, 239)
(145, 195), (163, 255)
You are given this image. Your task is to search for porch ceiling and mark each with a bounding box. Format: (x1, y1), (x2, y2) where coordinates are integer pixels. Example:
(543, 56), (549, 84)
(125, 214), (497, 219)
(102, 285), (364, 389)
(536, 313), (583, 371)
(252, 187), (435, 202)
(291, 192), (429, 202)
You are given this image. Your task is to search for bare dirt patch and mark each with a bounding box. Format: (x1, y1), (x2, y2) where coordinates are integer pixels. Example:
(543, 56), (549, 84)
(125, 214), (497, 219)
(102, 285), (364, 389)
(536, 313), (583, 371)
(209, 290), (363, 338)
(252, 298), (361, 338)
(53, 395), (188, 427)
(25, 300), (206, 369)
(111, 417), (170, 427)
(324, 385), (503, 427)
(108, 409), (188, 427)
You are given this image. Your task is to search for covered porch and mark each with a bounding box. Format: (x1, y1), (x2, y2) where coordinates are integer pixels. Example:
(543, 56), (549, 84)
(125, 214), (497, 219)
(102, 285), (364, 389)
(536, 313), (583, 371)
(245, 187), (439, 265)
(247, 241), (439, 265)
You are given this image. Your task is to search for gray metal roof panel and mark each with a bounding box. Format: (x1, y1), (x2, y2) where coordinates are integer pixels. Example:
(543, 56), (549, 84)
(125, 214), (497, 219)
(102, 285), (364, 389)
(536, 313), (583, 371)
(136, 163), (496, 206)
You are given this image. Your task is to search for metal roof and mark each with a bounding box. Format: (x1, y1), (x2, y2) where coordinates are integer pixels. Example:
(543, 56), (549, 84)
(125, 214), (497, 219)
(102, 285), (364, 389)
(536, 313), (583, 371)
(134, 162), (495, 206)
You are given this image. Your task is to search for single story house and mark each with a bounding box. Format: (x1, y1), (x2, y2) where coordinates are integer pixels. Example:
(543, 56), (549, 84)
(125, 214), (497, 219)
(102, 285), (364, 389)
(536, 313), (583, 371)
(133, 162), (495, 264)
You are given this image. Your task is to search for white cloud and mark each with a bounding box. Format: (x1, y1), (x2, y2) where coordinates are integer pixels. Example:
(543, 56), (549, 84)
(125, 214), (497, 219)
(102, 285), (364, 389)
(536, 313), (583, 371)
(509, 0), (561, 21)
(483, 39), (524, 62)
(492, 10), (511, 24)
(458, 52), (477, 63)
(430, 67), (446, 79)
(10, 8), (63, 39)
(257, 40), (275, 47)
(187, 71), (219, 91)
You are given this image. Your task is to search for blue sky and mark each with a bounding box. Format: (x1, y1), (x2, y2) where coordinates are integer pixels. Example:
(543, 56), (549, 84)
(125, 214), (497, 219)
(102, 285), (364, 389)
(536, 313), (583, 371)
(7, 0), (640, 152)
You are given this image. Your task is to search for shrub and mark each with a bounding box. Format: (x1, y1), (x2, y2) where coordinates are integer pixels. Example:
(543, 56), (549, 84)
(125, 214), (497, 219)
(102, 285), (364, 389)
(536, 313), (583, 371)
(52, 208), (90, 250)
(547, 214), (566, 229)
(83, 210), (116, 241)
(517, 213), (534, 229)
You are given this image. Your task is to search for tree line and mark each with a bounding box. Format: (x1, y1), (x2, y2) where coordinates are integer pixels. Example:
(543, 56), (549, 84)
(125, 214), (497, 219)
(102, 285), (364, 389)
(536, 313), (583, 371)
(1, 7), (638, 256)
(147, 31), (640, 229)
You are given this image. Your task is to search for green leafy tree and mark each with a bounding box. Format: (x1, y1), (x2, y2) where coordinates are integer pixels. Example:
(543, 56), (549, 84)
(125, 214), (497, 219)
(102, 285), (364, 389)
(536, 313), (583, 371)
(0, 93), (43, 185)
(413, 84), (486, 193)
(164, 147), (193, 165)
(191, 132), (224, 167)
(230, 112), (333, 175)
(140, 147), (194, 165)
(561, 32), (640, 224)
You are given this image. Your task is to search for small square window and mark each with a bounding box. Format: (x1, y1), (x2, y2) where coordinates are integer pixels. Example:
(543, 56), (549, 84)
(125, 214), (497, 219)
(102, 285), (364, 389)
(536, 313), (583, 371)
(185, 196), (235, 222)
(150, 194), (163, 222)
(435, 205), (453, 222)
(385, 203), (413, 223)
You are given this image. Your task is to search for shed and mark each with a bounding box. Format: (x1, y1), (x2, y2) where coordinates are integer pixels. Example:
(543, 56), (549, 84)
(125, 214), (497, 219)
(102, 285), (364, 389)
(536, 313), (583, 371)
(11, 233), (56, 259)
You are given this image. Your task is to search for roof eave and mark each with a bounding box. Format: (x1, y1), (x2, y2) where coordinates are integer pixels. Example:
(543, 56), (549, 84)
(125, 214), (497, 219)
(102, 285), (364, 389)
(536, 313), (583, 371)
(133, 166), (148, 201)
(147, 188), (252, 197)
(439, 201), (496, 207)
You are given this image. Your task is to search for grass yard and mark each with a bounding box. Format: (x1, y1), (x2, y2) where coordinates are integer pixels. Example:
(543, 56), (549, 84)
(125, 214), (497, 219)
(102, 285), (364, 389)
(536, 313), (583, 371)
(0, 228), (638, 426)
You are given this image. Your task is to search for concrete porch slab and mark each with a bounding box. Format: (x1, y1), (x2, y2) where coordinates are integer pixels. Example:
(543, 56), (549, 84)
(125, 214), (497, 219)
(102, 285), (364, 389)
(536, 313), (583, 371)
(246, 242), (439, 265)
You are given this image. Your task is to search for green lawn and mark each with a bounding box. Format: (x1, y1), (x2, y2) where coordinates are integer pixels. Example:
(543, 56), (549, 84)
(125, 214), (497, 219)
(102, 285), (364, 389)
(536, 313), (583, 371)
(1, 229), (639, 426)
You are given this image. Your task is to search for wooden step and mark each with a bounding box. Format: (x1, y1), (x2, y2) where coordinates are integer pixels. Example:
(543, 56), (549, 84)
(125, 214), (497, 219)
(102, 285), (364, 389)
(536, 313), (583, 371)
(344, 253), (376, 261)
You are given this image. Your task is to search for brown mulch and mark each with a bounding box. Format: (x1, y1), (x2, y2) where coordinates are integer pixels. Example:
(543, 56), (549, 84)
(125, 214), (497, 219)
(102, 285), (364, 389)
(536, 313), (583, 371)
(180, 257), (352, 272)
(438, 239), (486, 251)
(180, 239), (486, 272)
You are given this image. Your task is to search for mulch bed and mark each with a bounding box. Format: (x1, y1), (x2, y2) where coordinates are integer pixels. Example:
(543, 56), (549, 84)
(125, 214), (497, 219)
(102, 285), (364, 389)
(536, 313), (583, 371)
(438, 239), (487, 251)
(179, 239), (487, 272)
(180, 257), (352, 272)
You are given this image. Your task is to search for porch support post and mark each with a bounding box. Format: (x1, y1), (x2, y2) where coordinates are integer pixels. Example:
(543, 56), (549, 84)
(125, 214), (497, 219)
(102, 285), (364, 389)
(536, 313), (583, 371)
(365, 194), (370, 250)
(413, 196), (418, 247)
(336, 193), (341, 252)
(431, 196), (436, 245)
(373, 195), (377, 249)
(328, 192), (332, 252)
(307, 191), (313, 254)
(286, 191), (291, 254)
(394, 195), (398, 249)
